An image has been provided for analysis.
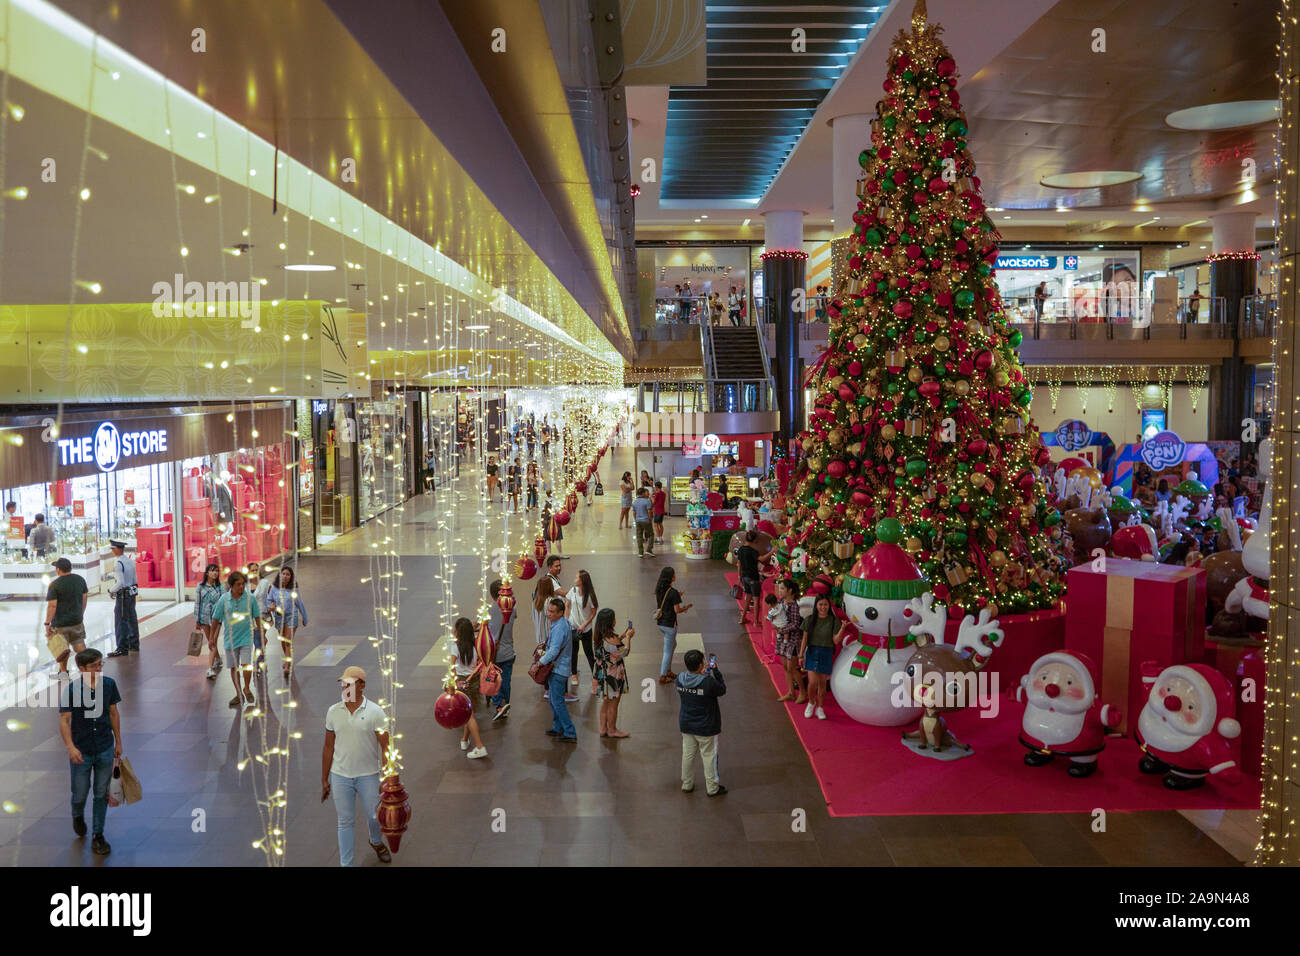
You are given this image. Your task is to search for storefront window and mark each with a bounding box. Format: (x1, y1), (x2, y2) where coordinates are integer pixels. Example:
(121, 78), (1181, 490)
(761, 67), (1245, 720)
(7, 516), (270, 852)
(180, 442), (291, 583)
(649, 247), (751, 325)
(356, 400), (405, 523)
(996, 249), (1141, 322)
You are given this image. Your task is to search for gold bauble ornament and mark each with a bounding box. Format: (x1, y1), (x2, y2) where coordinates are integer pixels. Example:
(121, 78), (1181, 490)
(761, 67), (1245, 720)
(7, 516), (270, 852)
(865, 382), (879, 398)
(847, 442), (863, 456)
(907, 367), (923, 383)
(905, 537), (922, 553)
(808, 456), (823, 472)
(816, 505), (833, 521)
(990, 550), (1008, 567)
(954, 379), (971, 396)
(828, 428), (845, 446)
(933, 335), (950, 351)
(880, 424), (897, 441)
(994, 370), (1010, 387)
(966, 319), (981, 334)
(970, 472), (986, 488)
(852, 333), (868, 348)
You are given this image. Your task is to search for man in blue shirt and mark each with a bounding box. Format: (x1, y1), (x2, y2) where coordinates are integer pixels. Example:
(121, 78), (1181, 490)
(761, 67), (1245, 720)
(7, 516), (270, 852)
(631, 487), (655, 556)
(58, 648), (122, 856)
(530, 597), (576, 741)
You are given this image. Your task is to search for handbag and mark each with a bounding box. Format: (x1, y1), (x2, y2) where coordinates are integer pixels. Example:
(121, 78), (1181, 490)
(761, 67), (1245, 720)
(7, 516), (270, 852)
(654, 589), (671, 622)
(594, 480), (605, 496)
(187, 627), (206, 656)
(729, 583), (743, 600)
(478, 662), (503, 697)
(118, 754), (143, 804)
(107, 763), (125, 808)
(530, 642), (553, 685)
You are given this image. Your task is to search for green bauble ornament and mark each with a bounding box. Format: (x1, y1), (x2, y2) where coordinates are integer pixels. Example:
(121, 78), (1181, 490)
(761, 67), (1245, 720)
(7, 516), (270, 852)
(921, 293), (934, 305)
(946, 118), (966, 137)
(902, 69), (915, 81)
(882, 179), (896, 192)
(859, 149), (871, 168)
(1008, 329), (1024, 347)
(946, 531), (968, 547)
(909, 213), (921, 224)
(875, 517), (903, 543)
(888, 289), (901, 301)
(863, 228), (883, 245)
(952, 219), (968, 233)
(886, 380), (901, 395)
(944, 398), (958, 410)
(907, 388), (919, 402)
(976, 262), (992, 277)
(912, 175), (925, 187)
(905, 458), (927, 478)
(883, 116), (897, 130)
(954, 289), (976, 309)
(923, 245), (936, 257)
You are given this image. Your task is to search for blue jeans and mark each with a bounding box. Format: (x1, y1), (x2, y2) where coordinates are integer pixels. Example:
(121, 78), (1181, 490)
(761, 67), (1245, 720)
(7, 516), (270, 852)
(491, 657), (515, 710)
(330, 771), (384, 867)
(546, 671), (576, 738)
(658, 625), (678, 676)
(70, 745), (115, 836)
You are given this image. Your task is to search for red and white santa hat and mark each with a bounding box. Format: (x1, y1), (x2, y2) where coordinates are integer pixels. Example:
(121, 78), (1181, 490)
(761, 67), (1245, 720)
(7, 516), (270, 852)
(1026, 650), (1098, 701)
(1154, 663), (1241, 739)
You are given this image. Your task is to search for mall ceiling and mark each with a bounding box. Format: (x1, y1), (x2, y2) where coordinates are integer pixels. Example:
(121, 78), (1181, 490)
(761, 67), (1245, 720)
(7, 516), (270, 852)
(634, 0), (1283, 235)
(660, 1), (886, 203)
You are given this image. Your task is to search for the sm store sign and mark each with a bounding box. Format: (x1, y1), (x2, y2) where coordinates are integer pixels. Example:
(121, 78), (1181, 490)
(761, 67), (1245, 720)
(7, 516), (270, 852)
(58, 421), (169, 473)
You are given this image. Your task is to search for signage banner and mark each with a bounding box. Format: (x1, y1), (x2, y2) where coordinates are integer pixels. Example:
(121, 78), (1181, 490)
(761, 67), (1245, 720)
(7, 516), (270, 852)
(1140, 430), (1187, 470)
(72, 500), (85, 517)
(701, 433), (721, 455)
(681, 442), (701, 457)
(995, 255), (1056, 270)
(1054, 419), (1093, 452)
(124, 490), (135, 505)
(8, 516), (23, 537)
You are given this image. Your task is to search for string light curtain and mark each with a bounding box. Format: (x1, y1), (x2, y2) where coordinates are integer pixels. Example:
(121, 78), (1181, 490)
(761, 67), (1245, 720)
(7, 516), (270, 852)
(1185, 365), (1209, 414)
(1073, 366), (1094, 414)
(1126, 365), (1150, 412)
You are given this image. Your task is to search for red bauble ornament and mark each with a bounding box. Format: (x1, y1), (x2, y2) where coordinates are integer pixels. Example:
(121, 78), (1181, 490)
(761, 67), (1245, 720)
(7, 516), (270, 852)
(893, 301), (913, 318)
(377, 774), (411, 853)
(928, 177), (947, 194)
(936, 56), (956, 76)
(514, 555), (538, 580)
(434, 689), (472, 729)
(555, 509), (571, 527)
(966, 438), (988, 456)
(827, 460), (847, 479)
(575, 479), (588, 494)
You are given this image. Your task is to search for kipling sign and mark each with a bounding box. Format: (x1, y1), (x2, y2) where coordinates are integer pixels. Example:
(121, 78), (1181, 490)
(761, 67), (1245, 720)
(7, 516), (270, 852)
(1139, 430), (1186, 470)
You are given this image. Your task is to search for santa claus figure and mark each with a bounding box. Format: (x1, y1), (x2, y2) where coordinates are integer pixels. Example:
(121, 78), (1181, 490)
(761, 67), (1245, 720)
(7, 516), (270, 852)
(1135, 663), (1243, 790)
(1017, 651), (1120, 778)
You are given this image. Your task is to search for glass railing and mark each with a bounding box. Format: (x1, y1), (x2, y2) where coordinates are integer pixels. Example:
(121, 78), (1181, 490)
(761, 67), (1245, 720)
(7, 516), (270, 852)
(1240, 294), (1277, 339)
(651, 295), (751, 326)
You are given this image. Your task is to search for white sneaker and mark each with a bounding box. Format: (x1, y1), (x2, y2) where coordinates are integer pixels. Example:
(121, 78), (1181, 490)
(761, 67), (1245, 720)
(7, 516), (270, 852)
(459, 739), (470, 751)
(815, 707), (827, 720)
(804, 703), (815, 718)
(466, 747), (488, 760)
(205, 667), (218, 680)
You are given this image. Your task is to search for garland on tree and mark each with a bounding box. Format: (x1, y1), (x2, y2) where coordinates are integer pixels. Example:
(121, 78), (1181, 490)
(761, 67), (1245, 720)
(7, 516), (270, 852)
(779, 0), (1068, 617)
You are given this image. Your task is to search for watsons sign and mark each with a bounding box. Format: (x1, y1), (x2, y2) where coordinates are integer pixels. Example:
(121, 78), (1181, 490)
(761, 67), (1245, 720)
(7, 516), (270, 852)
(1140, 430), (1187, 470)
(994, 255), (1080, 271)
(58, 421), (168, 472)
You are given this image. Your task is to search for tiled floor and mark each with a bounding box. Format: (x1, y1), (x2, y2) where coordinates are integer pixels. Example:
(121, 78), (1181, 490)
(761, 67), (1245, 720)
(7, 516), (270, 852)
(0, 440), (1246, 866)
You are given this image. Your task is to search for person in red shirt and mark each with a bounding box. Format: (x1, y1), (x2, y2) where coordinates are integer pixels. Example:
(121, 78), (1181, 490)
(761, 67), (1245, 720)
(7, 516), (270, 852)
(652, 480), (668, 545)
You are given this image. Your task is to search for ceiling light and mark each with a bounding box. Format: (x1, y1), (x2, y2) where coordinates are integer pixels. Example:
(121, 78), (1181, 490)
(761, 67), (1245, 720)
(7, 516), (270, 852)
(1002, 215), (1011, 220)
(1041, 171), (1143, 189)
(741, 218), (751, 227)
(1166, 100), (1279, 131)
(283, 264), (336, 272)
(464, 325), (489, 331)
(1055, 207), (1068, 213)
(701, 215), (708, 219)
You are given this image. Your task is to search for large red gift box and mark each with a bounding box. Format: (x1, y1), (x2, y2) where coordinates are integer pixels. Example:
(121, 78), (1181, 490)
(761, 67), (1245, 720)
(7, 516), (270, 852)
(135, 524), (172, 561)
(1064, 558), (1206, 735)
(134, 554), (157, 587)
(156, 549), (175, 588)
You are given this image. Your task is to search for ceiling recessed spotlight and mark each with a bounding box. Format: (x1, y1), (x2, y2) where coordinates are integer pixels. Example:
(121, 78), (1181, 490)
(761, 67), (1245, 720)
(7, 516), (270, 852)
(1041, 170), (1143, 189)
(1166, 100), (1279, 131)
(283, 264), (336, 272)
(1002, 215), (1011, 220)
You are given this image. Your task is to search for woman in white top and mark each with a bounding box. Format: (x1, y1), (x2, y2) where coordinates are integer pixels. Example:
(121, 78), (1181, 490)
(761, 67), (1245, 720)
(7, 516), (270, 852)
(450, 618), (487, 759)
(565, 569), (600, 696)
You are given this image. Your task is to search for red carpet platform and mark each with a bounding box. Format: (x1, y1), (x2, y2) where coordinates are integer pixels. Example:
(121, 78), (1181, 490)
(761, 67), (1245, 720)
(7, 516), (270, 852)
(727, 573), (1260, 817)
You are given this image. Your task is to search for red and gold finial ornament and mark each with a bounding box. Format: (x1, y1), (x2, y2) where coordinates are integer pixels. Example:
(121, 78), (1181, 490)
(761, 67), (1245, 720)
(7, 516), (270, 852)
(497, 582), (516, 623)
(376, 774), (411, 852)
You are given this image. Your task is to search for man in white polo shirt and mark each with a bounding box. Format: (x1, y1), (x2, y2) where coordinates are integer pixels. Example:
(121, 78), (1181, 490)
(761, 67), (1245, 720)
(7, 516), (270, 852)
(321, 665), (391, 866)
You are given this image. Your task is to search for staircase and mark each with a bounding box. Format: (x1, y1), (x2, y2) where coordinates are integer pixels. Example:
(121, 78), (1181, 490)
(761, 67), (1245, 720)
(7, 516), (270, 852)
(702, 323), (773, 412)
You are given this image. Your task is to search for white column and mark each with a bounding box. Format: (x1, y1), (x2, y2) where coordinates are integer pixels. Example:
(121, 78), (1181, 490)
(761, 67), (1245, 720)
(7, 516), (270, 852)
(1211, 210), (1257, 253)
(762, 210), (805, 251)
(830, 113), (871, 239)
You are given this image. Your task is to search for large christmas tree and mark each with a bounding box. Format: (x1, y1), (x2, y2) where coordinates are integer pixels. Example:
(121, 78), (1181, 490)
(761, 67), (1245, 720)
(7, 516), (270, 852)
(784, 0), (1067, 615)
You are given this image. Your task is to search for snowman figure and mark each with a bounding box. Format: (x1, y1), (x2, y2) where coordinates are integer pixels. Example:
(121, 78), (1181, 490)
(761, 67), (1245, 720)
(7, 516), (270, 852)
(830, 519), (928, 727)
(1225, 437), (1272, 621)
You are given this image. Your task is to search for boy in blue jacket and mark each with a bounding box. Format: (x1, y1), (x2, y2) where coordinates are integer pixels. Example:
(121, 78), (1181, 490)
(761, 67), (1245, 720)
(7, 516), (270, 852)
(676, 649), (726, 796)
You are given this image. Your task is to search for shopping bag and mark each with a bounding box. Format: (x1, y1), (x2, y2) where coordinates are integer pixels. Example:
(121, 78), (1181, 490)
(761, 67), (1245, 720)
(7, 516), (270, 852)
(479, 663), (502, 698)
(107, 764), (125, 808)
(186, 628), (206, 656)
(118, 755), (143, 804)
(594, 480), (605, 496)
(46, 630), (70, 662)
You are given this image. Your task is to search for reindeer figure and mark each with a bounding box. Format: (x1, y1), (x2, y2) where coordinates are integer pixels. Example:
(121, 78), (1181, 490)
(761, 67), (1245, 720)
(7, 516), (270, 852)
(1215, 506), (1243, 552)
(898, 594), (1005, 753)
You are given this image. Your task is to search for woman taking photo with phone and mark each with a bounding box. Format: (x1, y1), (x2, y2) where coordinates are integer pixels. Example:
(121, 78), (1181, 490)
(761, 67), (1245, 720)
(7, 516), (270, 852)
(618, 471), (635, 529)
(196, 563), (224, 680)
(266, 566), (309, 681)
(798, 593), (843, 720)
(654, 566), (692, 685)
(593, 608), (633, 737)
